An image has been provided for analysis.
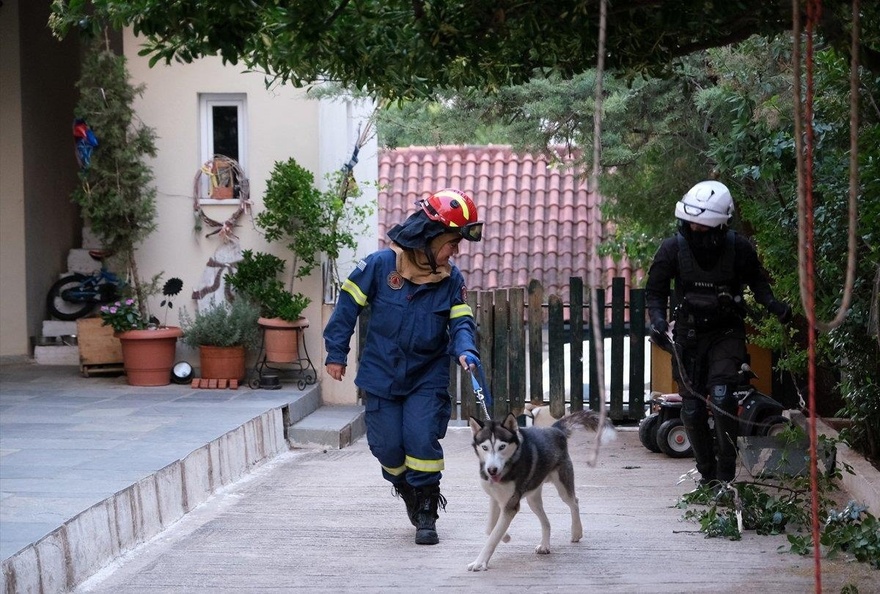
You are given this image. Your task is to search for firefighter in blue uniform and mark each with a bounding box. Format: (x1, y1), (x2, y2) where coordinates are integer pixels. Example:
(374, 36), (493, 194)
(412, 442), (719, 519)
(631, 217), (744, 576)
(645, 180), (791, 486)
(323, 188), (483, 545)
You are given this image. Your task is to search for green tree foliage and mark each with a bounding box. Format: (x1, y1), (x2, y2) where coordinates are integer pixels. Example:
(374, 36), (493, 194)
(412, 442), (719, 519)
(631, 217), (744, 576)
(73, 35), (158, 318)
(374, 35), (879, 461)
(49, 0), (878, 100)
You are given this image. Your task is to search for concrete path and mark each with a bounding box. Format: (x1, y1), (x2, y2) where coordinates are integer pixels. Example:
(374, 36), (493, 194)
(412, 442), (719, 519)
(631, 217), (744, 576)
(75, 427), (877, 593)
(0, 363), (324, 593)
(2, 362), (878, 594)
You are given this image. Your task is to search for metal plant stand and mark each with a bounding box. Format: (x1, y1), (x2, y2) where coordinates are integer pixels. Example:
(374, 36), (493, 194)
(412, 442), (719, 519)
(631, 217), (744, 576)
(249, 325), (317, 390)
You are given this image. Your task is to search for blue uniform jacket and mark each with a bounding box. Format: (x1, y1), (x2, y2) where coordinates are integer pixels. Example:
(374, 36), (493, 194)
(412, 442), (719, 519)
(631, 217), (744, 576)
(323, 248), (478, 398)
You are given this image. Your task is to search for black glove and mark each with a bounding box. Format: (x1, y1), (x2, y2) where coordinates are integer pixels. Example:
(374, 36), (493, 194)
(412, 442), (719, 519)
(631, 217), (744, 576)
(650, 319), (670, 346)
(768, 300), (793, 324)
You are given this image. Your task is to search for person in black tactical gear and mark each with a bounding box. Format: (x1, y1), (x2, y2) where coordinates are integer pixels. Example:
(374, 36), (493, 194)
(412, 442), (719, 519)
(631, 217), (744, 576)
(645, 180), (792, 486)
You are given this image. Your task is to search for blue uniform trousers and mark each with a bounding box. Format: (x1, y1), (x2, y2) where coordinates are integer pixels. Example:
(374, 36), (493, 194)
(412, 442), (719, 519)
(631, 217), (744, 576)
(363, 390), (452, 489)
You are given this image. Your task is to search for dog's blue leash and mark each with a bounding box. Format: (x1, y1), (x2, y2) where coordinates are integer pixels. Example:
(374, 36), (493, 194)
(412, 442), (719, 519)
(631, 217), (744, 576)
(466, 356), (493, 421)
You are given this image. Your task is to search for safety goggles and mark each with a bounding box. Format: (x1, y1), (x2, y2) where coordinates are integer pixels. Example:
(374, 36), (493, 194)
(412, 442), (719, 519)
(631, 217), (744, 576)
(460, 222), (484, 242)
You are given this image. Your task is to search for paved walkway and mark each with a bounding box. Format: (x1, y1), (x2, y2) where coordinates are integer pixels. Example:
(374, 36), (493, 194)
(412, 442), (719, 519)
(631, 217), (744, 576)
(0, 362), (321, 593)
(75, 424), (879, 594)
(2, 362), (878, 593)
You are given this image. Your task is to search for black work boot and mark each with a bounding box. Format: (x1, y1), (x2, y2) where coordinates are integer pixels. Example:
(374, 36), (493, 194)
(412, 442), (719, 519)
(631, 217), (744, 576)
(413, 485), (447, 545)
(392, 482), (418, 527)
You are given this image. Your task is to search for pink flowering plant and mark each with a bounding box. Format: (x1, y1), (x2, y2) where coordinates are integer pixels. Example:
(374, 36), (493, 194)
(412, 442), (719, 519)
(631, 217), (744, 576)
(99, 298), (144, 333)
(99, 277), (183, 333)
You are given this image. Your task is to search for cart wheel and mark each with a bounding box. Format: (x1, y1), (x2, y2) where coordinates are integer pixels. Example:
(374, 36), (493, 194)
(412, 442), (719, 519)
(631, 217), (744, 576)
(638, 414), (662, 453)
(248, 378), (261, 390)
(657, 418), (692, 458)
(759, 415), (791, 437)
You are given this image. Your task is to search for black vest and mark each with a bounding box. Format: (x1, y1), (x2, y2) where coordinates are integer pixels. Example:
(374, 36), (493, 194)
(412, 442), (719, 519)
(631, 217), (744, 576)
(674, 230), (743, 326)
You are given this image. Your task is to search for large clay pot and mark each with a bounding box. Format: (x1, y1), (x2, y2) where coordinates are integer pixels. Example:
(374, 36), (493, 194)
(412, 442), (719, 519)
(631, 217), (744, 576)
(258, 317), (309, 363)
(199, 345), (246, 380)
(115, 327), (183, 386)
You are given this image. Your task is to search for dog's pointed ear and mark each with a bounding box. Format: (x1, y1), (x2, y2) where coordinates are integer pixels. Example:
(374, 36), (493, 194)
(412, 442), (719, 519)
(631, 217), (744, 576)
(502, 413), (518, 433)
(469, 416), (484, 435)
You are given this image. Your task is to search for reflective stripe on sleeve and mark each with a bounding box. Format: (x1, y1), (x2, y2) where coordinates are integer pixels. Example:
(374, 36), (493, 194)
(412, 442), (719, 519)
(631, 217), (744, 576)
(342, 278), (368, 306)
(450, 303), (473, 319)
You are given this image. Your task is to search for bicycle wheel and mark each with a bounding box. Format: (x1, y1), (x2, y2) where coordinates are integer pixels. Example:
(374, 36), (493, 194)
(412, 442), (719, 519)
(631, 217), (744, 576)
(46, 274), (95, 320)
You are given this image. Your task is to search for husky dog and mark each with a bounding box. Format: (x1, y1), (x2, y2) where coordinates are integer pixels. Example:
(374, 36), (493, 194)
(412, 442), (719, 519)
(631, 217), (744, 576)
(467, 410), (616, 571)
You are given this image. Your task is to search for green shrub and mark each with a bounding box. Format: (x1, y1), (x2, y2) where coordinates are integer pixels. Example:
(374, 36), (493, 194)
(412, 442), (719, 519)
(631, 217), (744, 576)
(224, 250), (310, 322)
(180, 298), (261, 350)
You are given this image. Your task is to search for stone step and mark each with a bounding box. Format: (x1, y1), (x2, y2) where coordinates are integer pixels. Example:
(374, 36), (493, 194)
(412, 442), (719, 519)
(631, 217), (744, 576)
(33, 345), (79, 366)
(288, 405), (366, 450)
(42, 320), (78, 339)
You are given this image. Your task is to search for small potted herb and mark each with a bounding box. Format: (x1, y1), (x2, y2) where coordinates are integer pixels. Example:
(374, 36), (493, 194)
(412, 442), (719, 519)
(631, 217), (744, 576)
(179, 297), (261, 380)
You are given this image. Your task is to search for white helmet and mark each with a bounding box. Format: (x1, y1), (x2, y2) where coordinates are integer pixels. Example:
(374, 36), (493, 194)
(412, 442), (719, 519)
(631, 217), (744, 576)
(675, 180), (734, 228)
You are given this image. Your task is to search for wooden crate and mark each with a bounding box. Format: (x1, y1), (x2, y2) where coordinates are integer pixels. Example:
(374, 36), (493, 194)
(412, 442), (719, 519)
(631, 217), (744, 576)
(76, 317), (124, 376)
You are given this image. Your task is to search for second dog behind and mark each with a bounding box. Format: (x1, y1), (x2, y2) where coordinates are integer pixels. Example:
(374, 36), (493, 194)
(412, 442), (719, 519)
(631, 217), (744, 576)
(467, 410), (616, 571)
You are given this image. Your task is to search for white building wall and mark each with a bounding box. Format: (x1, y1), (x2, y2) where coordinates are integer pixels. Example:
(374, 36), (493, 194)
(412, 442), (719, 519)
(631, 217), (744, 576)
(122, 31), (378, 402)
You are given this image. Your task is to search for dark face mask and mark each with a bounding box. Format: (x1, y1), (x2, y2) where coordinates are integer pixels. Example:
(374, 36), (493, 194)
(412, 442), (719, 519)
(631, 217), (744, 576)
(681, 223), (726, 266)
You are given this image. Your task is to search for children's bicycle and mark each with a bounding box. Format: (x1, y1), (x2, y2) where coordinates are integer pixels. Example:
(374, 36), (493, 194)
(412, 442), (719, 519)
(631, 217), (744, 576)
(45, 251), (123, 321)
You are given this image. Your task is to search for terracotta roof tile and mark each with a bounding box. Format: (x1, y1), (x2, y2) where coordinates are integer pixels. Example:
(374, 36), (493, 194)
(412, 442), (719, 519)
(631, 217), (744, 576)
(378, 145), (638, 300)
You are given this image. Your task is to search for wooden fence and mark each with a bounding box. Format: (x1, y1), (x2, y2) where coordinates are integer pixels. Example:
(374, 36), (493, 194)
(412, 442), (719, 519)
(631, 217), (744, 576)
(355, 276), (648, 423)
(452, 276), (647, 423)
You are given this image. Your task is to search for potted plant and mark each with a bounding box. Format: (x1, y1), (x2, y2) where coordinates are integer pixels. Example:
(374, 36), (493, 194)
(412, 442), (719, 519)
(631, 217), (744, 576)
(229, 158), (370, 363)
(225, 250), (310, 363)
(179, 297), (261, 380)
(99, 278), (184, 386)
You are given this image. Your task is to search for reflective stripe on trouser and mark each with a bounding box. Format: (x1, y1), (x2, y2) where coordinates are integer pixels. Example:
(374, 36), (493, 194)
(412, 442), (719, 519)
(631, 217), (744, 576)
(363, 390), (452, 488)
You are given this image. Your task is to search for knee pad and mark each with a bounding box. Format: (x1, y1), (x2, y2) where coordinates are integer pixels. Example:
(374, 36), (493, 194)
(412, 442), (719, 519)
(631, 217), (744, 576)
(710, 384), (737, 413)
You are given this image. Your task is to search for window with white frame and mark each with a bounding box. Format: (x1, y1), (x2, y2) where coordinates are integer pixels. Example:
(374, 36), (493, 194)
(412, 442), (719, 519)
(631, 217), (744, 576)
(199, 94), (247, 203)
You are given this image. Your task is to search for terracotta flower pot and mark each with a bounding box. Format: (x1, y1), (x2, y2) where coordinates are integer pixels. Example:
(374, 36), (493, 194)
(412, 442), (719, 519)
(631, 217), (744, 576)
(258, 317), (309, 363)
(199, 345), (246, 380)
(115, 327), (183, 386)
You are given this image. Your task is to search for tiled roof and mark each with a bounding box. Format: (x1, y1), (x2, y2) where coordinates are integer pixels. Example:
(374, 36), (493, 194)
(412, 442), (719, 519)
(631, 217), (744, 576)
(378, 145), (637, 301)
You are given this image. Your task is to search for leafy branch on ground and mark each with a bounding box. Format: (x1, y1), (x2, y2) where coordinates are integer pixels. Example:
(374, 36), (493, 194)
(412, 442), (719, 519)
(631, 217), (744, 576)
(677, 426), (880, 569)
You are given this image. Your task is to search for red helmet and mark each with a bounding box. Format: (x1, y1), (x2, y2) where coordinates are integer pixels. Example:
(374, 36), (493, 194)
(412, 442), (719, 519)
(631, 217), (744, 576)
(417, 188), (483, 241)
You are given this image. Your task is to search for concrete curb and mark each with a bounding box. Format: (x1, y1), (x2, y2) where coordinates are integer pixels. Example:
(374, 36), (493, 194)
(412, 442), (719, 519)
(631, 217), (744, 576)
(816, 418), (880, 516)
(790, 411), (880, 516)
(2, 408), (289, 594)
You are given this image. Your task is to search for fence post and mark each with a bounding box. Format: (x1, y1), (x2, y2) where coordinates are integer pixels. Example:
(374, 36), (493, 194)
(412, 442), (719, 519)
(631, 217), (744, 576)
(492, 288), (510, 419)
(548, 294), (566, 419)
(527, 280), (544, 404)
(508, 287), (526, 417)
(587, 286), (605, 411)
(629, 285), (647, 419)
(569, 277), (585, 412)
(610, 277), (626, 418)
